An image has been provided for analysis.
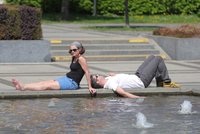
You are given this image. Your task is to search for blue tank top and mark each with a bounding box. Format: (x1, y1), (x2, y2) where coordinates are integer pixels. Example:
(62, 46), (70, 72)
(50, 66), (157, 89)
(66, 58), (85, 85)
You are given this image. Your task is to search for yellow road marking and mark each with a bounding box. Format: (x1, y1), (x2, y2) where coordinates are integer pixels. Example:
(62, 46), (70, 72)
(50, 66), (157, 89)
(129, 37), (149, 43)
(50, 40), (62, 44)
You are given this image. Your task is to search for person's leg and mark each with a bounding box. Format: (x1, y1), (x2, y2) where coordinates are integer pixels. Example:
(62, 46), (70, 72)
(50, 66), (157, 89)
(12, 79), (60, 91)
(55, 76), (78, 90)
(135, 55), (171, 87)
(135, 55), (155, 74)
(155, 56), (171, 86)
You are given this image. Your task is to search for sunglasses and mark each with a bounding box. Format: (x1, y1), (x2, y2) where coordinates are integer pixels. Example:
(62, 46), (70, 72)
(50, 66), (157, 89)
(69, 49), (78, 53)
(95, 74), (99, 80)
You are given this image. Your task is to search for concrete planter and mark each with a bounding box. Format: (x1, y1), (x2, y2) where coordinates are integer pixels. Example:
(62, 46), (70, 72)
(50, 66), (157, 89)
(0, 40), (51, 63)
(149, 35), (200, 60)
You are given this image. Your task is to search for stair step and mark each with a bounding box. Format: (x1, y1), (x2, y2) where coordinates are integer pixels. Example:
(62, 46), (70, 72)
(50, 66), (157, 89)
(51, 54), (167, 62)
(51, 49), (160, 56)
(49, 38), (168, 62)
(50, 39), (133, 44)
(50, 37), (150, 44)
(51, 44), (154, 50)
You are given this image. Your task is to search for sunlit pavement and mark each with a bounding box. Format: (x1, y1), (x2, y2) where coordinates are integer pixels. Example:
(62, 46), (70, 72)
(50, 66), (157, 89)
(0, 23), (200, 99)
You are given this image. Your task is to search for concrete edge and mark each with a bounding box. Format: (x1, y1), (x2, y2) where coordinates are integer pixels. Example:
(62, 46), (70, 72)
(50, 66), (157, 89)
(0, 87), (198, 99)
(51, 54), (167, 62)
(146, 35), (200, 60)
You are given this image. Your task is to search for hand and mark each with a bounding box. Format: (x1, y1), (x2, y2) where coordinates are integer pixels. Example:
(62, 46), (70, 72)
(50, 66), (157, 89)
(134, 96), (146, 99)
(108, 72), (116, 76)
(89, 88), (97, 97)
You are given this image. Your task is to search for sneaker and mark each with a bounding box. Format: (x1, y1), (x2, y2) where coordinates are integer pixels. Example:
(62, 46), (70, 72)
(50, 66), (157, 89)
(163, 82), (181, 88)
(156, 81), (163, 87)
(156, 78), (171, 87)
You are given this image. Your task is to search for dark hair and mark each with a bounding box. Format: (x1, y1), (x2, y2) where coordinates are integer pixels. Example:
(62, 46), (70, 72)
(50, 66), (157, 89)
(90, 74), (103, 88)
(71, 41), (85, 54)
(79, 46), (85, 54)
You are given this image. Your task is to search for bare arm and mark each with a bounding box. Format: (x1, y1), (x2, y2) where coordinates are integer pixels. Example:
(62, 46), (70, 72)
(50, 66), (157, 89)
(78, 56), (96, 94)
(115, 87), (141, 98)
(108, 72), (116, 76)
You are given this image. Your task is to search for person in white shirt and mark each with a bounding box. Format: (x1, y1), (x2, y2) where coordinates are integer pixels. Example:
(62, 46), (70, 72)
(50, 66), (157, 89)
(90, 55), (180, 98)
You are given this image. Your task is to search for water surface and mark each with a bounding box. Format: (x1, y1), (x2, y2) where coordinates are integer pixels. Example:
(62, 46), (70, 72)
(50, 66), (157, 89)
(0, 96), (199, 134)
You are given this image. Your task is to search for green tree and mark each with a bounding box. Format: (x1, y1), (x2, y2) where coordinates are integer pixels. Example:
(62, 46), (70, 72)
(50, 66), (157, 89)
(61, 0), (69, 20)
(6, 0), (41, 8)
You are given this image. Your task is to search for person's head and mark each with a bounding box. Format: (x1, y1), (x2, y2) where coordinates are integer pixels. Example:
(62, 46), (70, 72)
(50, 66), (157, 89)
(90, 74), (105, 88)
(68, 41), (85, 57)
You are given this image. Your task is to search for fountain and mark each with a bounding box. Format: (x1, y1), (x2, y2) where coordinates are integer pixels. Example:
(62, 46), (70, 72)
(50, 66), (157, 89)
(48, 99), (56, 107)
(134, 112), (154, 128)
(179, 100), (193, 114)
(0, 96), (199, 133)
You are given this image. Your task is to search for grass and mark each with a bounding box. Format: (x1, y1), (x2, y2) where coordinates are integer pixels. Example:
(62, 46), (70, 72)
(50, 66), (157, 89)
(84, 26), (159, 32)
(42, 13), (123, 23)
(42, 13), (200, 32)
(42, 13), (200, 24)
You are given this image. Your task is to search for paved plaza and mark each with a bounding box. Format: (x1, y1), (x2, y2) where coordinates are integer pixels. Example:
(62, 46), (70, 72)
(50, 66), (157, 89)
(0, 24), (200, 98)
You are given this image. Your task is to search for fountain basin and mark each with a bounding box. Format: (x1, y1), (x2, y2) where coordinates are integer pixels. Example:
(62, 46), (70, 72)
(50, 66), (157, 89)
(0, 96), (199, 133)
(0, 87), (197, 99)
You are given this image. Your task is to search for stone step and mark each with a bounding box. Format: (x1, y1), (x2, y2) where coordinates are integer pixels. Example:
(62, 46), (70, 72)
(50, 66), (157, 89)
(50, 37), (150, 44)
(49, 37), (166, 62)
(51, 54), (167, 62)
(51, 43), (154, 50)
(51, 49), (160, 56)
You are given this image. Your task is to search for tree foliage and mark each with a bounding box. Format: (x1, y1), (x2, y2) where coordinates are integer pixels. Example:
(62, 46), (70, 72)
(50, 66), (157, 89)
(5, 0), (200, 15)
(6, 0), (41, 8)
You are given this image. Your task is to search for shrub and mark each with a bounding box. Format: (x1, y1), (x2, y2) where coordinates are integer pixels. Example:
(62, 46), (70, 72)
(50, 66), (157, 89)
(0, 5), (8, 39)
(0, 5), (21, 39)
(19, 5), (42, 39)
(98, 0), (124, 16)
(69, 0), (200, 16)
(197, 11), (200, 18)
(153, 25), (200, 38)
(0, 4), (42, 40)
(129, 0), (167, 15)
(172, 0), (200, 15)
(6, 0), (41, 8)
(5, 0), (200, 16)
(41, 0), (61, 13)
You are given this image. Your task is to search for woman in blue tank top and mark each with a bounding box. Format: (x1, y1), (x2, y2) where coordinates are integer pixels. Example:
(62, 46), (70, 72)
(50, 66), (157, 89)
(12, 41), (96, 95)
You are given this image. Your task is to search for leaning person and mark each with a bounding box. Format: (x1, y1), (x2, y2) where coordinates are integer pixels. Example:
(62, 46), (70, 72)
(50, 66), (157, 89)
(12, 41), (96, 95)
(90, 55), (180, 98)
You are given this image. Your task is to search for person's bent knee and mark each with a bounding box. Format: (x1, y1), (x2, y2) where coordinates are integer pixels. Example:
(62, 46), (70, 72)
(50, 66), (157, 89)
(155, 55), (163, 61)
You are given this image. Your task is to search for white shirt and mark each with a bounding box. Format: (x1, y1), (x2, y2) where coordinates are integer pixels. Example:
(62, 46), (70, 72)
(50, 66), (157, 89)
(104, 73), (145, 91)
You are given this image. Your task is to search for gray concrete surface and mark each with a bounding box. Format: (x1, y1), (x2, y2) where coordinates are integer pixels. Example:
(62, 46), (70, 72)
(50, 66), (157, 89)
(0, 23), (200, 99)
(1, 60), (200, 99)
(42, 23), (134, 41)
(0, 40), (51, 62)
(149, 35), (200, 60)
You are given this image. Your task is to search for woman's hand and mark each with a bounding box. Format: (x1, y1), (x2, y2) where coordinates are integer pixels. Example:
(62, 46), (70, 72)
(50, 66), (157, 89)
(108, 72), (116, 76)
(89, 87), (97, 97)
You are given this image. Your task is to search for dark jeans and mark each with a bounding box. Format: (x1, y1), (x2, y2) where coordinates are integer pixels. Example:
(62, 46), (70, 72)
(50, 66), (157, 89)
(135, 55), (171, 88)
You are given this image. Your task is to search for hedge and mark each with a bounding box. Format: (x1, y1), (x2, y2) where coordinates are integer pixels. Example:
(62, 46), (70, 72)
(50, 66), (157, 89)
(0, 4), (42, 40)
(153, 25), (200, 38)
(95, 0), (200, 15)
(74, 0), (200, 15)
(6, 0), (41, 8)
(5, 0), (200, 15)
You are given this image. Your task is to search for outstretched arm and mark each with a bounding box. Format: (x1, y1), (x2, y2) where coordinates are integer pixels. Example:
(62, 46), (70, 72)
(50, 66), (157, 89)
(78, 56), (96, 95)
(108, 72), (116, 76)
(115, 87), (141, 98)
